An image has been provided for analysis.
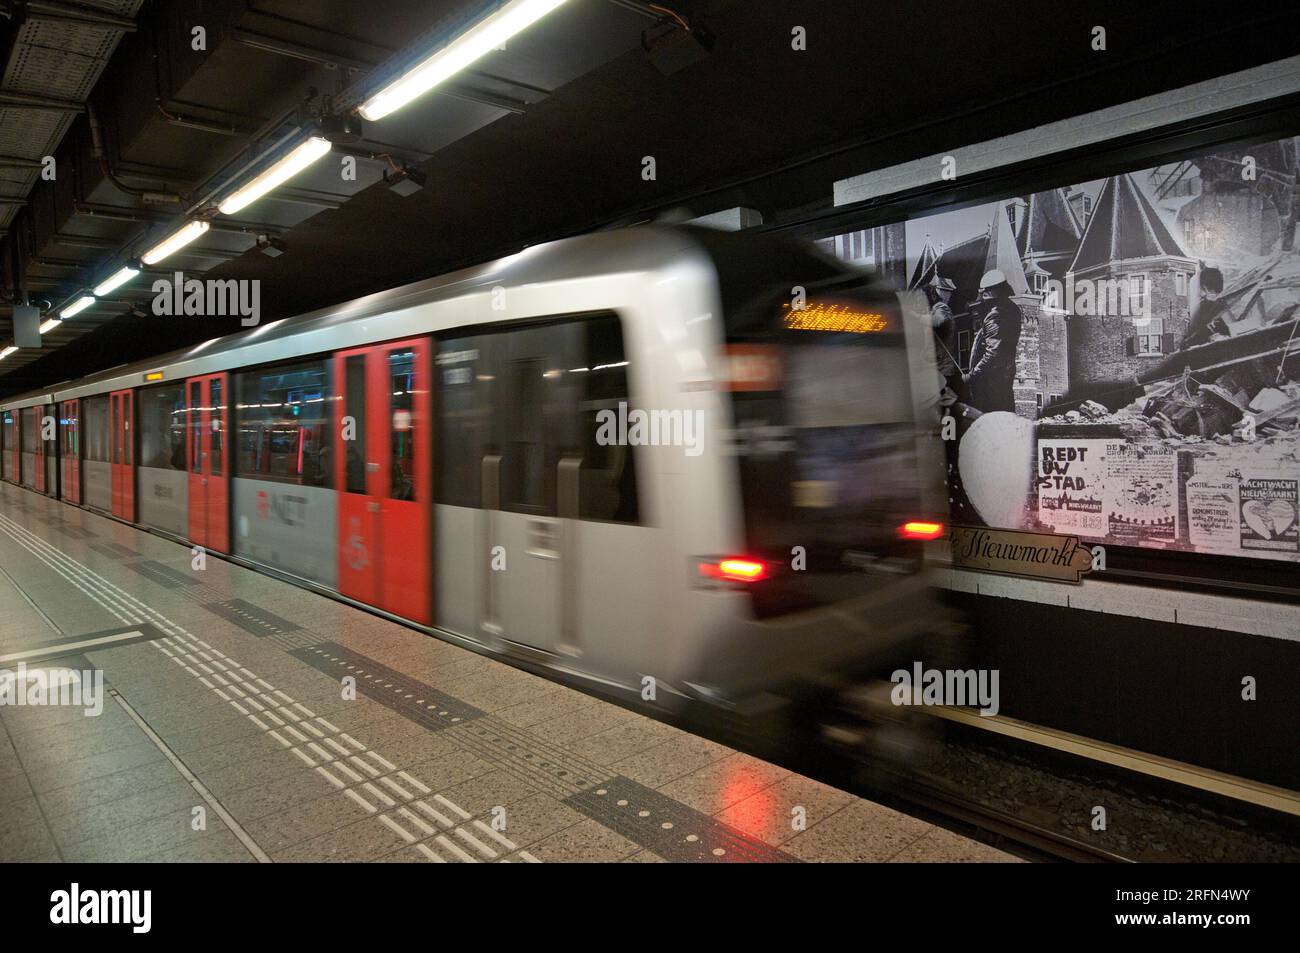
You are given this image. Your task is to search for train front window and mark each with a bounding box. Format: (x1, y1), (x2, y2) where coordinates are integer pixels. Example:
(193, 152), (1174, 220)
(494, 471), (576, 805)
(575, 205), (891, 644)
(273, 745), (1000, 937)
(724, 284), (924, 615)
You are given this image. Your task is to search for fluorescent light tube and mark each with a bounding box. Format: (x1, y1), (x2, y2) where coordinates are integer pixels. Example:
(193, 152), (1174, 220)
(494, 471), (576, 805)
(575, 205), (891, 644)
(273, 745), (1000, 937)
(61, 295), (96, 319)
(141, 220), (210, 265)
(359, 0), (569, 121)
(39, 317), (61, 334)
(93, 265), (140, 297)
(0, 346), (17, 359)
(218, 137), (332, 215)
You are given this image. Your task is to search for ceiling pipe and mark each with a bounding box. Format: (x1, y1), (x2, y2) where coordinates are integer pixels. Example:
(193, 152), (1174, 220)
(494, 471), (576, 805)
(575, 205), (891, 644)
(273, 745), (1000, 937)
(87, 104), (185, 205)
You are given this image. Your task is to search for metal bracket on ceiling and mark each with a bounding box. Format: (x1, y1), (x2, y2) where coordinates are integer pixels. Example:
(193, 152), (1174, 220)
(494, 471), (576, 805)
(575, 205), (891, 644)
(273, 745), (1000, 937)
(0, 91), (85, 113)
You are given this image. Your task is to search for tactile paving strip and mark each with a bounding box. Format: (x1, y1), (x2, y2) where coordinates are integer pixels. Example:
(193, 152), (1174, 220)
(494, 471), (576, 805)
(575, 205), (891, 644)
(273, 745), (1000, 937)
(205, 598), (301, 637)
(291, 642), (485, 729)
(89, 541), (141, 559)
(566, 776), (797, 863)
(127, 559), (198, 588)
(450, 715), (607, 800)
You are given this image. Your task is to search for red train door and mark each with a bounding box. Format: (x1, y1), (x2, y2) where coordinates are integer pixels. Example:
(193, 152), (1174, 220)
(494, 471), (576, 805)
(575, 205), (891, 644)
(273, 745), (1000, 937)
(109, 388), (136, 521)
(62, 399), (80, 504)
(33, 405), (46, 493)
(186, 373), (230, 553)
(334, 339), (432, 624)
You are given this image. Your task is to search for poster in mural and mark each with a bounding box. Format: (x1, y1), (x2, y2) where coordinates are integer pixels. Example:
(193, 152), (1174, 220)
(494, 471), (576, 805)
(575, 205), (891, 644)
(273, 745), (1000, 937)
(1185, 477), (1239, 552)
(822, 134), (1300, 564)
(1239, 478), (1299, 553)
(1035, 435), (1107, 536)
(1103, 441), (1179, 544)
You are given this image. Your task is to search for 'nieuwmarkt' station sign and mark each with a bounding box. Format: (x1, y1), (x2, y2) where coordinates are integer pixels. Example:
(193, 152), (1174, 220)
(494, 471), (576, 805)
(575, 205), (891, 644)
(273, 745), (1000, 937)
(949, 526), (1096, 583)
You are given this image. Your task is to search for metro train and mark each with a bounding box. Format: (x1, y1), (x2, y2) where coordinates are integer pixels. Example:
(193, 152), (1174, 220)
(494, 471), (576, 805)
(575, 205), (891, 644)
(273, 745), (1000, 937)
(0, 226), (950, 711)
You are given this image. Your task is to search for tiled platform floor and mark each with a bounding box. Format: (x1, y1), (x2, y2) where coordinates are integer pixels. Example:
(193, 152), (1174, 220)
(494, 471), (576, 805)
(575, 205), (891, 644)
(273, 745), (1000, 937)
(0, 482), (1017, 863)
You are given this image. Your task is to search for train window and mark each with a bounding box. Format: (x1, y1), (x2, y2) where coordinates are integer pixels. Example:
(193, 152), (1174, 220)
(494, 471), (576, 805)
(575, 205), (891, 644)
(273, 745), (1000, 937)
(110, 395), (120, 465)
(21, 407), (37, 453)
(437, 312), (638, 523)
(123, 396), (132, 466)
(83, 396), (110, 463)
(189, 381), (201, 472)
(62, 404), (78, 455)
(388, 348), (416, 501)
(235, 360), (332, 488)
(436, 336), (498, 509)
(139, 384), (186, 471)
(503, 356), (548, 512)
(577, 315), (638, 523)
(344, 355), (367, 494)
(210, 378), (223, 477)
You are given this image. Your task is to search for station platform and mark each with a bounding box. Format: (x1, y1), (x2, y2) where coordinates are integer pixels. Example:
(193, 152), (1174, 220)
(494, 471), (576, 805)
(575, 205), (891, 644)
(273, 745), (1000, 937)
(0, 482), (1016, 864)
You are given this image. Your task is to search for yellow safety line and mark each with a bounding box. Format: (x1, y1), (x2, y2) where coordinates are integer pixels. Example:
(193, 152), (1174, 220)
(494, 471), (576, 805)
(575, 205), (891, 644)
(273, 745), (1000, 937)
(929, 706), (1300, 818)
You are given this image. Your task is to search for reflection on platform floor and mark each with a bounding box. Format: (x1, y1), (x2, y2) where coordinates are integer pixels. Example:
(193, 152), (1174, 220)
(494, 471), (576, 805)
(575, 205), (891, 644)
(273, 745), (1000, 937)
(0, 483), (1016, 863)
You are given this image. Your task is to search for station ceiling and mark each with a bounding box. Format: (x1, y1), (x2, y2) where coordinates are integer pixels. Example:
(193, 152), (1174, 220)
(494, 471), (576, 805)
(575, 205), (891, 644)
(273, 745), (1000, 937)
(1, 0), (1298, 397)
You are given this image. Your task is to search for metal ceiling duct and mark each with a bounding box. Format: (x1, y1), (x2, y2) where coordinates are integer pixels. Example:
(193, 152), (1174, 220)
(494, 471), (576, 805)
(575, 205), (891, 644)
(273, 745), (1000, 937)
(0, 0), (142, 369)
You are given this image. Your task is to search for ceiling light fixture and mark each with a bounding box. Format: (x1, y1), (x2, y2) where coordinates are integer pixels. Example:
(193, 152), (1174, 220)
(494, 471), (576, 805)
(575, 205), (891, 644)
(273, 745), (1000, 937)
(141, 220), (210, 265)
(359, 0), (570, 121)
(39, 317), (61, 334)
(218, 136), (332, 215)
(60, 295), (97, 319)
(0, 346), (18, 359)
(93, 264), (141, 297)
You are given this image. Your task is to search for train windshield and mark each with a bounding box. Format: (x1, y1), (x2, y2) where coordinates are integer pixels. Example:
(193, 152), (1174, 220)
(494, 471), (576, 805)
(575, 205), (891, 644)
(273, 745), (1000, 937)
(721, 269), (926, 616)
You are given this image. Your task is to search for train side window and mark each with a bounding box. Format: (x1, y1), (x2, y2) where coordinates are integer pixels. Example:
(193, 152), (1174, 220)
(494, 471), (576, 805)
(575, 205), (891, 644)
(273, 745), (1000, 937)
(123, 396), (132, 466)
(388, 348), (416, 501)
(139, 384), (186, 471)
(578, 314), (638, 524)
(344, 355), (368, 494)
(21, 407), (36, 453)
(110, 395), (120, 465)
(62, 404), (75, 454)
(189, 381), (202, 472)
(210, 378), (223, 477)
(234, 360), (332, 487)
(437, 336), (496, 509)
(503, 356), (547, 512)
(436, 312), (637, 524)
(83, 396), (109, 463)
(499, 322), (582, 517)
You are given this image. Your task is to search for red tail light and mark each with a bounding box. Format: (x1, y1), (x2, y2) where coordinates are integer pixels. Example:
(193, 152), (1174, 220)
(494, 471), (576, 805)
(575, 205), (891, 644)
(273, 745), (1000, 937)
(698, 557), (768, 583)
(899, 520), (945, 540)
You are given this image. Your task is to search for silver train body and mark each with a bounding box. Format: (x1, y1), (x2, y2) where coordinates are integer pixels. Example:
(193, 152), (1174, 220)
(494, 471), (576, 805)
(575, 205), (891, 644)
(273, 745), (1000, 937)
(0, 226), (949, 710)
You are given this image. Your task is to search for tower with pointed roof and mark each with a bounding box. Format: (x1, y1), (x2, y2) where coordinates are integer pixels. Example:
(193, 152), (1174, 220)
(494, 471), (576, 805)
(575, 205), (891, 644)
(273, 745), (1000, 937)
(1063, 173), (1196, 390)
(1015, 188), (1082, 409)
(908, 234), (941, 290)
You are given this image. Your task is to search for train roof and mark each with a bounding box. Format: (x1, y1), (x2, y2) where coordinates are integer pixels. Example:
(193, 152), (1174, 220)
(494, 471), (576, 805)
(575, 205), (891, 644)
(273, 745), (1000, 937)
(3, 225), (811, 411)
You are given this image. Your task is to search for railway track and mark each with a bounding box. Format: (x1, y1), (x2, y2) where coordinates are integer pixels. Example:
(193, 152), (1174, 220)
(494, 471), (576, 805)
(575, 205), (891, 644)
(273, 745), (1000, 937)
(698, 681), (1300, 863)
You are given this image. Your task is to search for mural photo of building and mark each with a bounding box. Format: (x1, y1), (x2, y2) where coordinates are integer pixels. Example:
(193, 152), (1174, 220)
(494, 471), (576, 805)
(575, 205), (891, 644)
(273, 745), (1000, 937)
(826, 135), (1300, 565)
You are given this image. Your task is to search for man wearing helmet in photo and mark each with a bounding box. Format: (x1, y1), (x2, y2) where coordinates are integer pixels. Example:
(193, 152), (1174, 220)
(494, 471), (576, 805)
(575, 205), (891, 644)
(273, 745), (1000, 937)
(959, 269), (1023, 414)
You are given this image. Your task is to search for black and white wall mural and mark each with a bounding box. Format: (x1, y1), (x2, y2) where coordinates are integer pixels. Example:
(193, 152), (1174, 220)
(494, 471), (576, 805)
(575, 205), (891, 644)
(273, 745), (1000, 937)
(822, 135), (1300, 564)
